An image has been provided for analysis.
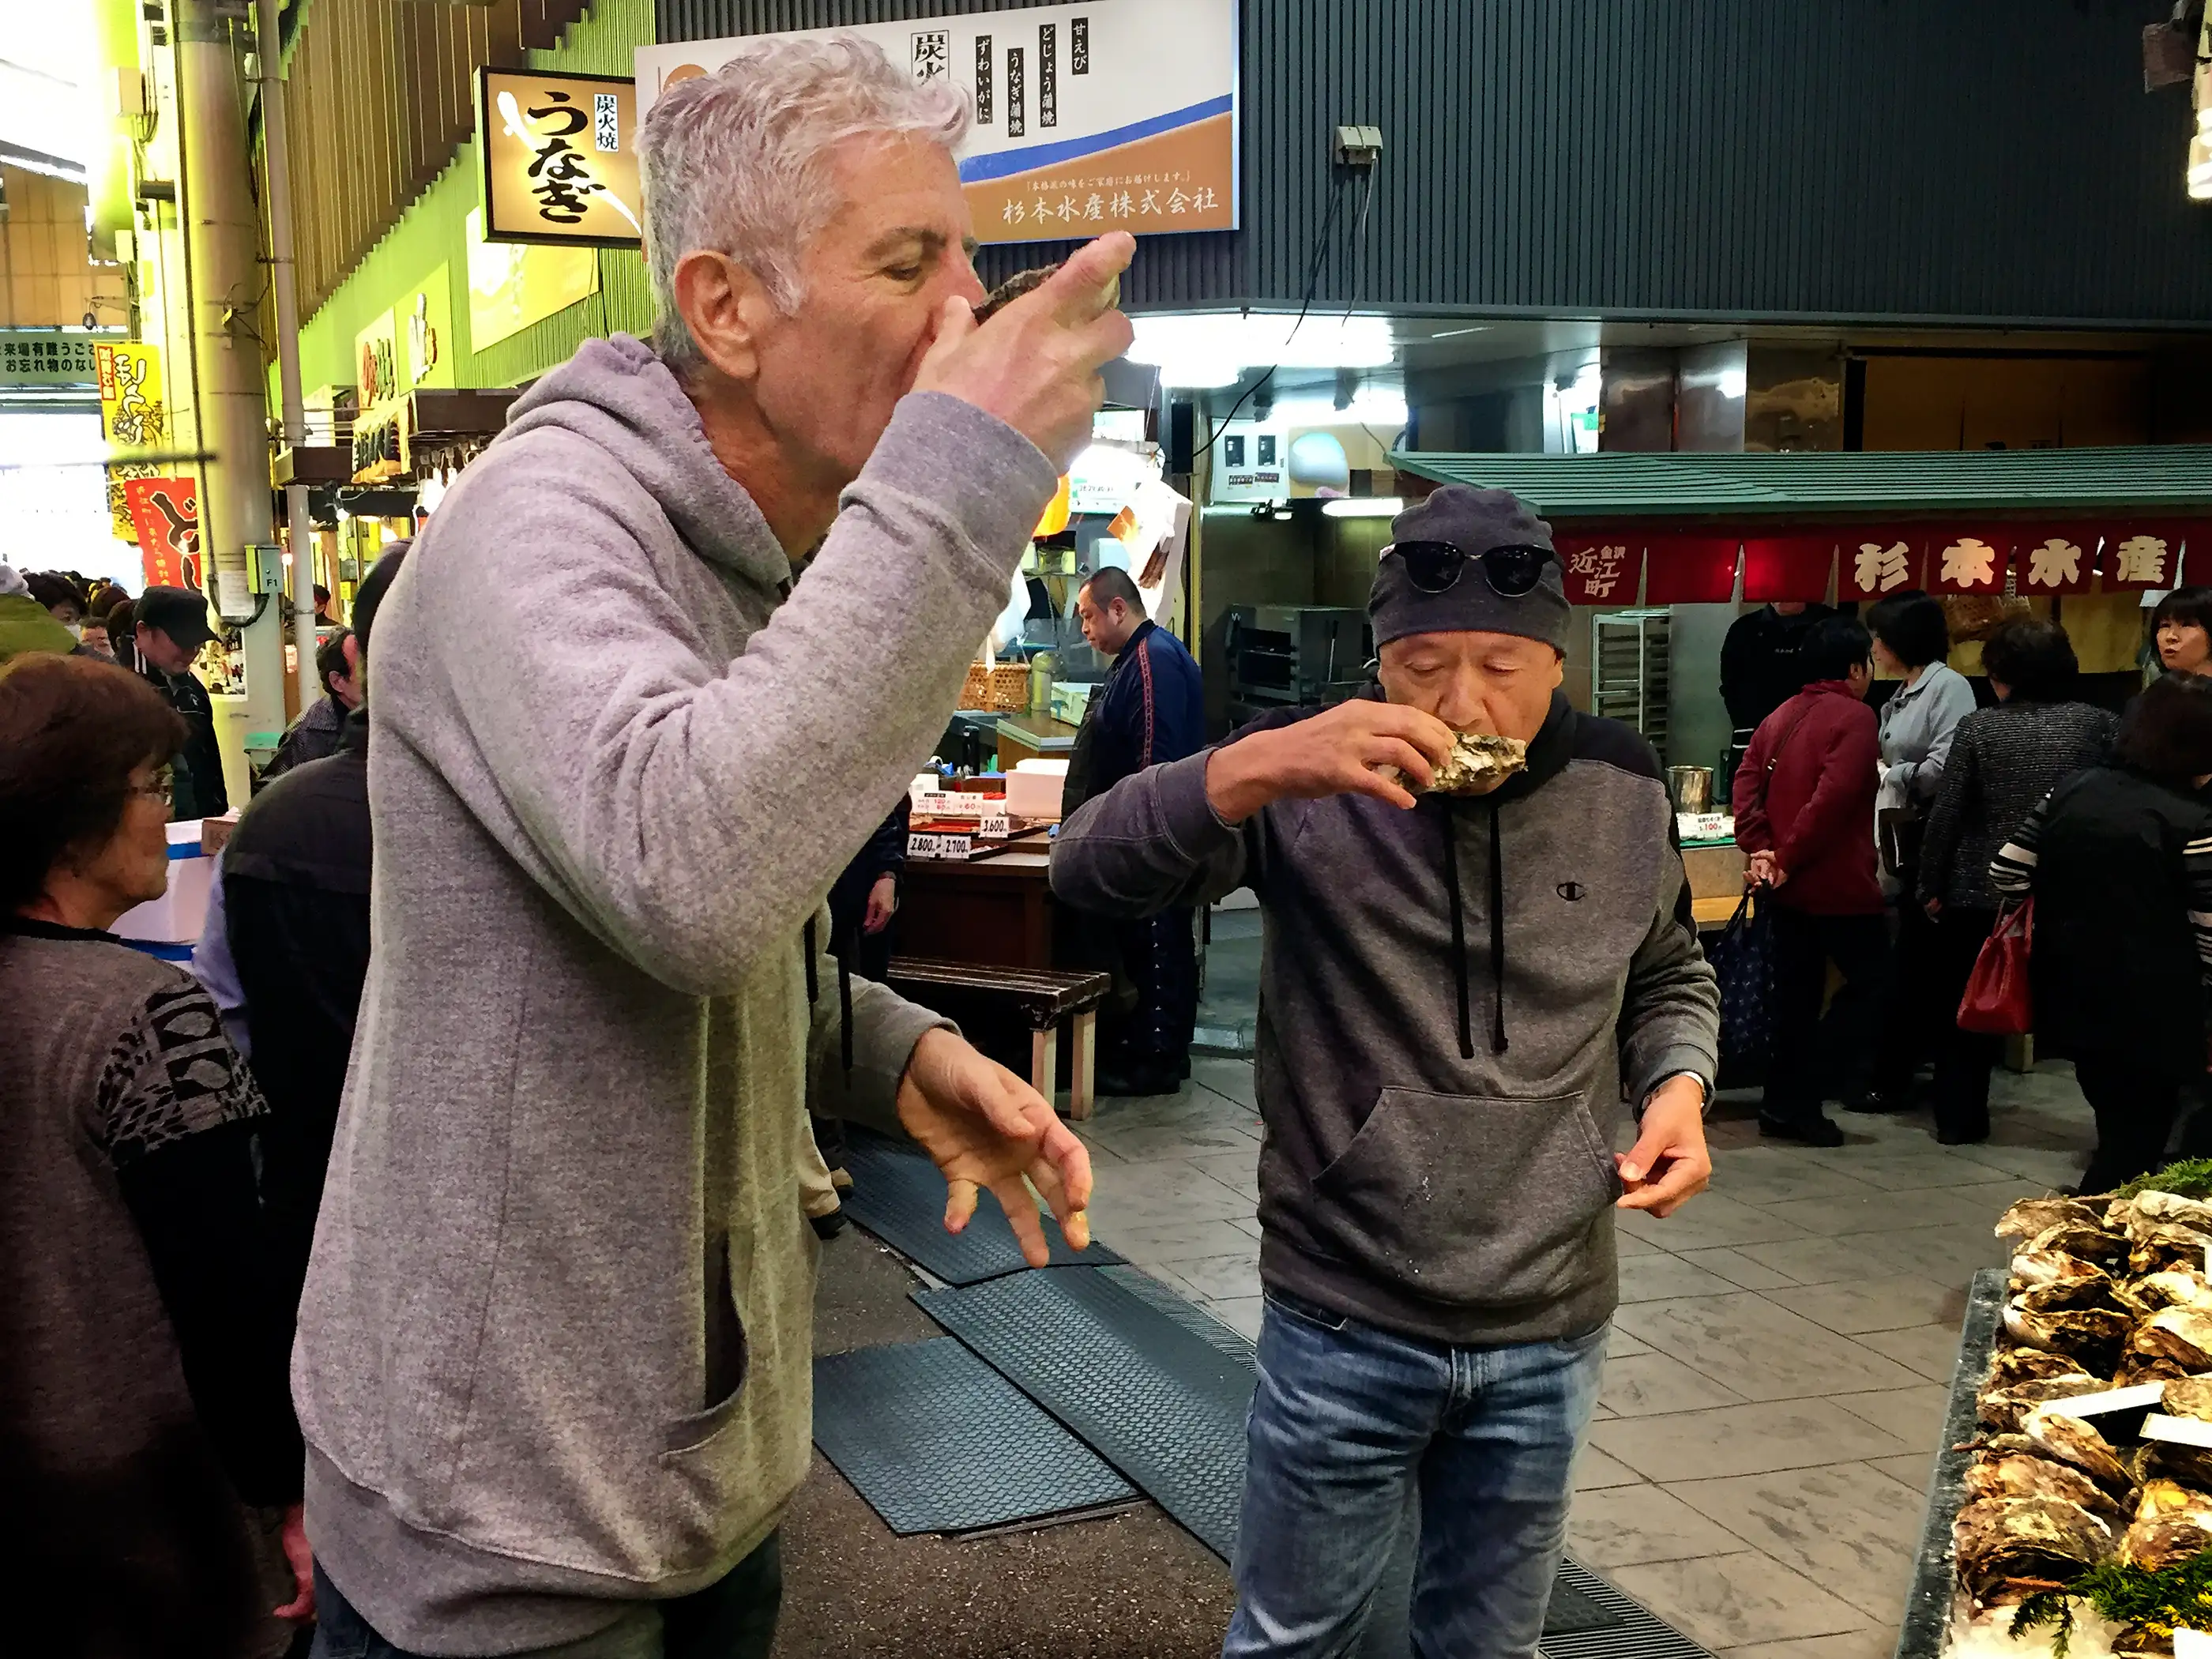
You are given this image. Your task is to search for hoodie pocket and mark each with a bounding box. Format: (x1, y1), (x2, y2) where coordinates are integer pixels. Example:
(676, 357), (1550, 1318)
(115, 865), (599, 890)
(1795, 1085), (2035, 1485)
(1311, 1089), (1619, 1307)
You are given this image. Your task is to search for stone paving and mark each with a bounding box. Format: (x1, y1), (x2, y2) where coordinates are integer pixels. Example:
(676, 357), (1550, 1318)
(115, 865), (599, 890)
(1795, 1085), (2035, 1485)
(1070, 1057), (2102, 1659)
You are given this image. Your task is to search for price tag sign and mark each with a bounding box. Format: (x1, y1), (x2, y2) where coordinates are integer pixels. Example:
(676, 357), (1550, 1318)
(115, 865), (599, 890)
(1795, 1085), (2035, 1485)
(978, 808), (1013, 837)
(907, 832), (974, 860)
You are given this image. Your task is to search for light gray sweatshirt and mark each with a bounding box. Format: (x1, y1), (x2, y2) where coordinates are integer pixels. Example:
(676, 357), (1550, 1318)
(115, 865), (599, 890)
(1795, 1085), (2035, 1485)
(292, 335), (1057, 1652)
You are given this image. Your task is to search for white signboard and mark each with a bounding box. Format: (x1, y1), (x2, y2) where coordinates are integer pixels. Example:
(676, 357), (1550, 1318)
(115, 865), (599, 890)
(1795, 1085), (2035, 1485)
(638, 0), (1239, 246)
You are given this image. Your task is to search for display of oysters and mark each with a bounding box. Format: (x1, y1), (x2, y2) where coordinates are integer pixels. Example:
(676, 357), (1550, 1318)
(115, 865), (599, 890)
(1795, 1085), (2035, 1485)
(1954, 1187), (2212, 1637)
(1385, 730), (1529, 796)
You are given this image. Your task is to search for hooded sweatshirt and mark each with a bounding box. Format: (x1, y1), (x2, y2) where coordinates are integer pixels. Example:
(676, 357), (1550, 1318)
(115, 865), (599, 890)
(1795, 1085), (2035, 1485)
(292, 335), (1058, 1651)
(1051, 692), (1720, 1345)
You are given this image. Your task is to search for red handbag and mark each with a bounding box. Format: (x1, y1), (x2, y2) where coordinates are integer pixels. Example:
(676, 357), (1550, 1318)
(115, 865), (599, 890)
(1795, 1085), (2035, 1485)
(1958, 900), (2034, 1036)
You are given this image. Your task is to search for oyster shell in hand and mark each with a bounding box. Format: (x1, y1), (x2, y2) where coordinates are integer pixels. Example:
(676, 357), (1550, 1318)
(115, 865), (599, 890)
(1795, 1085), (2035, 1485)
(2022, 1405), (2135, 1495)
(1382, 730), (1529, 797)
(1965, 1452), (2127, 1519)
(1954, 1495), (2114, 1603)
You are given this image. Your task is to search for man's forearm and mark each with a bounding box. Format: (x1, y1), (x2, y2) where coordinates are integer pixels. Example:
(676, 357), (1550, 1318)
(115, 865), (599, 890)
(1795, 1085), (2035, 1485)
(1052, 751), (1250, 919)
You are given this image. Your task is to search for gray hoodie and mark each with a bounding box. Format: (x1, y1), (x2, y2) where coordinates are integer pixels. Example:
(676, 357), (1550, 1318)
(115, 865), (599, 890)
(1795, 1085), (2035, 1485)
(292, 336), (1057, 1650)
(1052, 694), (1720, 1346)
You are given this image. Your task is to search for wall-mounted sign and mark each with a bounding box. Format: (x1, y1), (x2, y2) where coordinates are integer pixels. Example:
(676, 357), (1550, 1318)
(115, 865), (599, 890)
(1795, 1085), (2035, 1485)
(355, 308), (401, 409)
(124, 476), (200, 588)
(0, 330), (102, 386)
(480, 68), (643, 246)
(351, 403), (412, 484)
(403, 265), (454, 389)
(638, 0), (1240, 247)
(96, 342), (165, 446)
(466, 205), (601, 351)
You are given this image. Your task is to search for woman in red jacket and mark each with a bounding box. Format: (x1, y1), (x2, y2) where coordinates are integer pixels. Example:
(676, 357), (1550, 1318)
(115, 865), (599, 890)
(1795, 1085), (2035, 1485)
(1730, 617), (1886, 1147)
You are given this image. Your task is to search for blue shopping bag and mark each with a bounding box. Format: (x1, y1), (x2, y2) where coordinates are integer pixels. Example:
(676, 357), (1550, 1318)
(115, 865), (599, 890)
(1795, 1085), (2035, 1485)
(1706, 888), (1773, 1067)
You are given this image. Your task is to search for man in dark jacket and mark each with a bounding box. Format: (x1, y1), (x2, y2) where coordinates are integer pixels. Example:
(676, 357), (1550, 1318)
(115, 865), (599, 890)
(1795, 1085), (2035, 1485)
(263, 626), (361, 782)
(1054, 486), (1719, 1659)
(1721, 599), (1835, 735)
(1730, 616), (1885, 1146)
(132, 585), (228, 820)
(219, 548), (405, 1288)
(1063, 563), (1206, 1093)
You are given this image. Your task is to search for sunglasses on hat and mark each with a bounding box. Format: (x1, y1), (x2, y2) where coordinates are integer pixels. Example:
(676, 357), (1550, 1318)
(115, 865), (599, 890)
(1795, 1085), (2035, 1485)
(1384, 540), (1559, 598)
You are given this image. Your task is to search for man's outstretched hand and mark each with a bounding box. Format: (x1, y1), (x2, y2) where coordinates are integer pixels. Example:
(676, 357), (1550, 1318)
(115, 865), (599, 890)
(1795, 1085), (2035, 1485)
(896, 1028), (1093, 1264)
(1616, 1075), (1713, 1219)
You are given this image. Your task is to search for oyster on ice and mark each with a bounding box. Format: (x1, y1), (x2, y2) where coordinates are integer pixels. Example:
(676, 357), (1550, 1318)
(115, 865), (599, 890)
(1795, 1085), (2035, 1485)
(1989, 1346), (2107, 1388)
(2022, 1405), (2135, 1495)
(2128, 1189), (2212, 1236)
(2005, 1298), (2131, 1373)
(1954, 1495), (2113, 1603)
(2164, 1377), (2212, 1421)
(2117, 1304), (2212, 1382)
(1978, 1373), (2109, 1434)
(1999, 1197), (2109, 1241)
(2029, 1219), (2130, 1265)
(2135, 1265), (2212, 1313)
(1965, 1453), (2127, 1519)
(2121, 1509), (2212, 1570)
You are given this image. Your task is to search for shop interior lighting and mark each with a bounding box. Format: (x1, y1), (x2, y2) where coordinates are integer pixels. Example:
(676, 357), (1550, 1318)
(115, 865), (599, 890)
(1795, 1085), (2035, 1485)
(1320, 496), (1403, 518)
(1128, 313), (1397, 387)
(1255, 387), (1410, 430)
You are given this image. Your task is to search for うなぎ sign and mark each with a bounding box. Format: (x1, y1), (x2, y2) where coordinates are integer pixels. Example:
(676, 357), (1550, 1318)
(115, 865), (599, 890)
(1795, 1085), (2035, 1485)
(479, 68), (642, 246)
(636, 0), (1240, 247)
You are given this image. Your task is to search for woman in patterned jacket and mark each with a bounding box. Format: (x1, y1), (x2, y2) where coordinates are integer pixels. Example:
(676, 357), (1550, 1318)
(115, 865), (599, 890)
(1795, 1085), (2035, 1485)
(0, 653), (312, 1656)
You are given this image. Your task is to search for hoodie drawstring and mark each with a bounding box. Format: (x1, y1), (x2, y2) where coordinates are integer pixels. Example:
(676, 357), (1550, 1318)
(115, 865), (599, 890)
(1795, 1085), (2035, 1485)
(1440, 799), (1509, 1061)
(799, 916), (855, 1075)
(1442, 802), (1474, 1061)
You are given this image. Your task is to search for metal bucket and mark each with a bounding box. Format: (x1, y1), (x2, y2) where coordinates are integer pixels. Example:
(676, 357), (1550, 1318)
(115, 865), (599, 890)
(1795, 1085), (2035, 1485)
(1666, 765), (1714, 814)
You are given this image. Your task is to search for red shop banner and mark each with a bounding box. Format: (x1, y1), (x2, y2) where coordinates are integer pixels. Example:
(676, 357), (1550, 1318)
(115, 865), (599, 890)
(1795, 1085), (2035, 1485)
(1555, 535), (1643, 606)
(1928, 531), (2009, 595)
(2007, 525), (2097, 596)
(2100, 522), (2191, 590)
(124, 476), (201, 589)
(1742, 535), (1835, 603)
(1840, 532), (1925, 601)
(1642, 533), (1740, 604)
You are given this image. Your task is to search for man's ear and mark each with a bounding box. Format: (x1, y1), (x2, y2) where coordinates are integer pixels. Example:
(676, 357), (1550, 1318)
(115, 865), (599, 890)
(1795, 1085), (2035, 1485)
(672, 250), (778, 386)
(342, 634), (361, 678)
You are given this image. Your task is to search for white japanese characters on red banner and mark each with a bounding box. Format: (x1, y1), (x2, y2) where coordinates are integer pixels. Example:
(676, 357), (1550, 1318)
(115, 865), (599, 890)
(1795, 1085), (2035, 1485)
(1931, 533), (2006, 594)
(1555, 536), (1642, 605)
(2100, 523), (2199, 590)
(2004, 526), (2096, 595)
(1841, 535), (1924, 600)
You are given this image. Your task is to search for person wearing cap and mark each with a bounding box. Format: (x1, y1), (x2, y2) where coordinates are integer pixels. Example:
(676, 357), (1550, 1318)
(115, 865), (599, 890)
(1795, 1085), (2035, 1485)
(261, 626), (362, 783)
(132, 585), (228, 820)
(1054, 485), (1720, 1658)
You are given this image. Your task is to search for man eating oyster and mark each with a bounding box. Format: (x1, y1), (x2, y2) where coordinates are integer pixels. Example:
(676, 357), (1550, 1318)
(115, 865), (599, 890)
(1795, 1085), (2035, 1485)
(1052, 483), (1720, 1659)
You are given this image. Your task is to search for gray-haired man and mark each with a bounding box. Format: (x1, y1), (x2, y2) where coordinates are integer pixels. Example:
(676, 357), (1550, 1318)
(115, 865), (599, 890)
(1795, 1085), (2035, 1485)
(296, 37), (1129, 1659)
(1054, 487), (1721, 1658)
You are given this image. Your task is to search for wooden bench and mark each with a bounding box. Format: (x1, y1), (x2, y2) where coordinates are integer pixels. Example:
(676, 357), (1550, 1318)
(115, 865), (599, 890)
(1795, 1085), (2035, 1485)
(886, 956), (1112, 1121)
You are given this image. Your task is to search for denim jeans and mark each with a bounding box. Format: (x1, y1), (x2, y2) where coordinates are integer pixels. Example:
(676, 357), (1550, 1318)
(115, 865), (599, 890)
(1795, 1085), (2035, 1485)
(310, 1533), (780, 1659)
(1222, 1293), (1607, 1659)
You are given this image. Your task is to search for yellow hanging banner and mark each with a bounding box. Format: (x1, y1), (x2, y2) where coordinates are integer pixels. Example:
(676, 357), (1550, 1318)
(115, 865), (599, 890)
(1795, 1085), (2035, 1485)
(97, 342), (167, 540)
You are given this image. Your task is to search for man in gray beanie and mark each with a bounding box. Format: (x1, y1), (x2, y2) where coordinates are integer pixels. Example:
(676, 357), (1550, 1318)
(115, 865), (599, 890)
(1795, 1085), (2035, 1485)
(1054, 484), (1720, 1659)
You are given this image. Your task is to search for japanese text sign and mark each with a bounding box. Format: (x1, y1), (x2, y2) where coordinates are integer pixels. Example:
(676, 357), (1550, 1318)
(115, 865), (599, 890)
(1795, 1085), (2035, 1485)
(0, 331), (100, 387)
(1930, 532), (2009, 595)
(2102, 523), (2193, 590)
(2007, 526), (2096, 595)
(125, 477), (199, 588)
(96, 342), (165, 446)
(1741, 536), (1834, 603)
(1555, 536), (1642, 606)
(1642, 535), (1740, 604)
(1841, 534), (1924, 600)
(638, 0), (1239, 247)
(480, 69), (642, 246)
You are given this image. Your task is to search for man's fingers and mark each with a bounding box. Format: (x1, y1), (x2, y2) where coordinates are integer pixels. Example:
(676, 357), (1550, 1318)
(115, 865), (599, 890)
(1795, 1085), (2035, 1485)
(1367, 736), (1439, 790)
(1616, 1155), (1711, 1214)
(1339, 766), (1420, 811)
(994, 1178), (1054, 1267)
(1615, 1127), (1670, 1188)
(1026, 1159), (1093, 1251)
(943, 1177), (980, 1235)
(1363, 703), (1458, 764)
(1039, 232), (1137, 321)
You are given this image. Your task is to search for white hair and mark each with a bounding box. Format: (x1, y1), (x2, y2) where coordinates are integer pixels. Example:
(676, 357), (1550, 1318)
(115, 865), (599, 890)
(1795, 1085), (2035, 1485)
(637, 36), (970, 371)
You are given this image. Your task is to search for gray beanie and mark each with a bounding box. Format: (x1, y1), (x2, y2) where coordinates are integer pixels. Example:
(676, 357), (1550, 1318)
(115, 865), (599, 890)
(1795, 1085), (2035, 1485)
(1368, 484), (1568, 650)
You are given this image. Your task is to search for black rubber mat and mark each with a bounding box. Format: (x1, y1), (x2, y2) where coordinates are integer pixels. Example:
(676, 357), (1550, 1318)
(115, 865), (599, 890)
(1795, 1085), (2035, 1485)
(916, 1266), (1255, 1556)
(839, 1127), (1122, 1285)
(812, 1337), (1134, 1534)
(1097, 1263), (1255, 1362)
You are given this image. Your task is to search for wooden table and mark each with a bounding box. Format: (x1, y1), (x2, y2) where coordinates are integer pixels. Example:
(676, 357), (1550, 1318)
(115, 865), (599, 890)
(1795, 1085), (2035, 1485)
(995, 714), (1079, 773)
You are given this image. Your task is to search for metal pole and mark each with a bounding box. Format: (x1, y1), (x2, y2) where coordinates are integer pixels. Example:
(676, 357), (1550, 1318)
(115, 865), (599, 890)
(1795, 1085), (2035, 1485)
(175, 0), (284, 744)
(259, 0), (316, 714)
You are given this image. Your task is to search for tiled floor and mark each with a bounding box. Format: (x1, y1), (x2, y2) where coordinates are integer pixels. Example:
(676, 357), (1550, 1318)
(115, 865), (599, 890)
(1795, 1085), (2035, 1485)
(1070, 1055), (2102, 1657)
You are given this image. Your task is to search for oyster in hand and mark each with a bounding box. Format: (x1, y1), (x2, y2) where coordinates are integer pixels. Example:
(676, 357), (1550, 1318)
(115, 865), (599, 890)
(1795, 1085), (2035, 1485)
(1383, 731), (1529, 796)
(1966, 1452), (2127, 1519)
(2022, 1405), (2135, 1495)
(1954, 1495), (2113, 1603)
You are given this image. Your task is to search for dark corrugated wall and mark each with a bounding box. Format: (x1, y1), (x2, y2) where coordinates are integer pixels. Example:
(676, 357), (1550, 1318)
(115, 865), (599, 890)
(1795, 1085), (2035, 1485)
(656, 0), (2212, 326)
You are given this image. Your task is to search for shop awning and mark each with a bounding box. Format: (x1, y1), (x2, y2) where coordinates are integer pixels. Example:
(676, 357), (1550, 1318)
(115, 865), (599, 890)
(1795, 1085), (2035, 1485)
(1386, 446), (2212, 522)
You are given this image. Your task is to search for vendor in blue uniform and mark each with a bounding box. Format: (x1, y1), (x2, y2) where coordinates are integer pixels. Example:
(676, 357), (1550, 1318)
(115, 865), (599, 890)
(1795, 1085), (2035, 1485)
(1061, 564), (1206, 1095)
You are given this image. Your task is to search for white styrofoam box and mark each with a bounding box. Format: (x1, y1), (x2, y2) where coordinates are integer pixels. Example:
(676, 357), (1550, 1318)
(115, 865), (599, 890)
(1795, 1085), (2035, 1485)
(1005, 758), (1069, 821)
(112, 820), (216, 946)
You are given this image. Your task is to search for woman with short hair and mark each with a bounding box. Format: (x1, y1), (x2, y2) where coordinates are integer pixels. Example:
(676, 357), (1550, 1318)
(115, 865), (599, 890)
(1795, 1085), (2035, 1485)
(1862, 589), (1978, 1114)
(0, 653), (311, 1654)
(2154, 586), (2212, 679)
(1910, 619), (2115, 1142)
(1991, 672), (2212, 1193)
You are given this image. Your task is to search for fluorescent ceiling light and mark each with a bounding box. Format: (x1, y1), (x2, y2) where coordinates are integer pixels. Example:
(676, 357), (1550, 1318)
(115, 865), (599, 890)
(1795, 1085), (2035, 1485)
(1321, 497), (1403, 518)
(1253, 388), (1410, 429)
(1127, 313), (1397, 372)
(1156, 358), (1241, 389)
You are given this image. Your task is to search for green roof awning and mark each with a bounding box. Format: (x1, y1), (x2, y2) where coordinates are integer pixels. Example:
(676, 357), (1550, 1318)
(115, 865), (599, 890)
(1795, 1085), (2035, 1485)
(1385, 446), (2212, 522)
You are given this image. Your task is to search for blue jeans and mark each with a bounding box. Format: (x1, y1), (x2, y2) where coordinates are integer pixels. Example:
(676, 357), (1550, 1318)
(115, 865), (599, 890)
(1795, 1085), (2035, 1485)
(310, 1533), (780, 1659)
(1223, 1292), (1608, 1659)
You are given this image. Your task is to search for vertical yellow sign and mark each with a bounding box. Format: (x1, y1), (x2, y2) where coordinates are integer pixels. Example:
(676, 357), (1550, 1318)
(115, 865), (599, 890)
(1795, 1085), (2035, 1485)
(98, 342), (167, 540)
